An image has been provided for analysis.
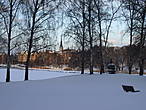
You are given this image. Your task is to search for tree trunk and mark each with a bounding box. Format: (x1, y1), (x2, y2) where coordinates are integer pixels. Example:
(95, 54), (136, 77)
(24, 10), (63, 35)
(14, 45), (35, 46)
(139, 7), (145, 76)
(81, 0), (85, 74)
(128, 65), (132, 74)
(25, 62), (29, 80)
(128, 5), (134, 75)
(139, 59), (144, 76)
(97, 2), (104, 74)
(81, 44), (85, 74)
(24, 1), (38, 80)
(6, 0), (13, 82)
(88, 0), (93, 75)
(90, 48), (94, 75)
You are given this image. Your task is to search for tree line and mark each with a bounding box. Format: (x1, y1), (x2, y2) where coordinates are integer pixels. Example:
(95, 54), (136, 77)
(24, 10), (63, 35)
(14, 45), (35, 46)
(63, 0), (146, 75)
(0, 0), (146, 82)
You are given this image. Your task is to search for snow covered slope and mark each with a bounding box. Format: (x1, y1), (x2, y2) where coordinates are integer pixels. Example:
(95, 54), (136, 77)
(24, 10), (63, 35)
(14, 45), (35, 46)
(0, 74), (146, 110)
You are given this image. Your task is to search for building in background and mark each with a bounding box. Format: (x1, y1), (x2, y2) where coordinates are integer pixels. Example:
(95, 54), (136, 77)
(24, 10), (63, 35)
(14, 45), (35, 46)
(16, 38), (77, 67)
(0, 53), (6, 64)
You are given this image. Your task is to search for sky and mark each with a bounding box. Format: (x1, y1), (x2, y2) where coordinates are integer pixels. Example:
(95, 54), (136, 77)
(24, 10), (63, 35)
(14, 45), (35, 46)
(108, 20), (129, 47)
(0, 0), (130, 52)
(55, 1), (130, 50)
(56, 19), (130, 50)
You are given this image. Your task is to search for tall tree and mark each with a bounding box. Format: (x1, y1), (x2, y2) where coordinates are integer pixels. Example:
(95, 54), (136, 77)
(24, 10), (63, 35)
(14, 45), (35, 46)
(104, 0), (122, 47)
(121, 0), (138, 74)
(81, 0), (86, 74)
(94, 0), (104, 74)
(0, 0), (20, 82)
(87, 0), (94, 74)
(93, 0), (122, 74)
(21, 0), (62, 80)
(64, 0), (87, 74)
(137, 0), (146, 76)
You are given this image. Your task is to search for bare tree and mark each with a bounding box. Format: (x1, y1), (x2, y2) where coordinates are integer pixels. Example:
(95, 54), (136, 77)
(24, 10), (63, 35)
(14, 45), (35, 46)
(81, 0), (86, 74)
(87, 0), (94, 74)
(64, 0), (87, 74)
(21, 0), (62, 80)
(136, 0), (146, 75)
(93, 0), (122, 74)
(93, 0), (105, 74)
(0, 0), (20, 82)
(121, 0), (138, 74)
(104, 0), (122, 47)
(130, 0), (146, 75)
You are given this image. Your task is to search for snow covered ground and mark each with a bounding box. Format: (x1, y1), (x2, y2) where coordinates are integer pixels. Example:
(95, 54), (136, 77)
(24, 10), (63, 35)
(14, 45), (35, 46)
(0, 68), (79, 82)
(0, 70), (146, 110)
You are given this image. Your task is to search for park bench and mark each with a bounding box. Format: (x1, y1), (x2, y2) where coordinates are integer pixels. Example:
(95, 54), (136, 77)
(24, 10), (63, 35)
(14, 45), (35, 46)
(122, 85), (140, 92)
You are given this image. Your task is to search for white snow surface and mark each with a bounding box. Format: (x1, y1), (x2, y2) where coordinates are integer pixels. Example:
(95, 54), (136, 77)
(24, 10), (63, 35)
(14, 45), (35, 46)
(0, 68), (79, 82)
(0, 69), (146, 110)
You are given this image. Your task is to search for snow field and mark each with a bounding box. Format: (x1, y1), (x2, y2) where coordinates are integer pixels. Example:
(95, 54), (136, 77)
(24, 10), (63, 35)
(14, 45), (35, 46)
(0, 68), (79, 82)
(0, 72), (146, 110)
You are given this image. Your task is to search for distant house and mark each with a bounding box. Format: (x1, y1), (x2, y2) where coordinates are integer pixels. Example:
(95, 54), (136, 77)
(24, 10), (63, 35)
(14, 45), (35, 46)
(18, 52), (39, 63)
(60, 48), (77, 65)
(0, 53), (6, 64)
(16, 38), (78, 67)
(18, 52), (27, 63)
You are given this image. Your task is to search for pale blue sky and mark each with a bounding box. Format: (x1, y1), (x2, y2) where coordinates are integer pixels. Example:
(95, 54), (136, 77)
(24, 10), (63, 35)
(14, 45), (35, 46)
(108, 20), (129, 47)
(56, 19), (130, 50)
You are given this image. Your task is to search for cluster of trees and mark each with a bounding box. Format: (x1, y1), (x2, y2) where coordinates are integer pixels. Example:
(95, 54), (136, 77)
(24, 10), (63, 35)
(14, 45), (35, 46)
(64, 0), (122, 75)
(64, 0), (146, 75)
(0, 0), (146, 82)
(121, 0), (146, 75)
(0, 0), (63, 82)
